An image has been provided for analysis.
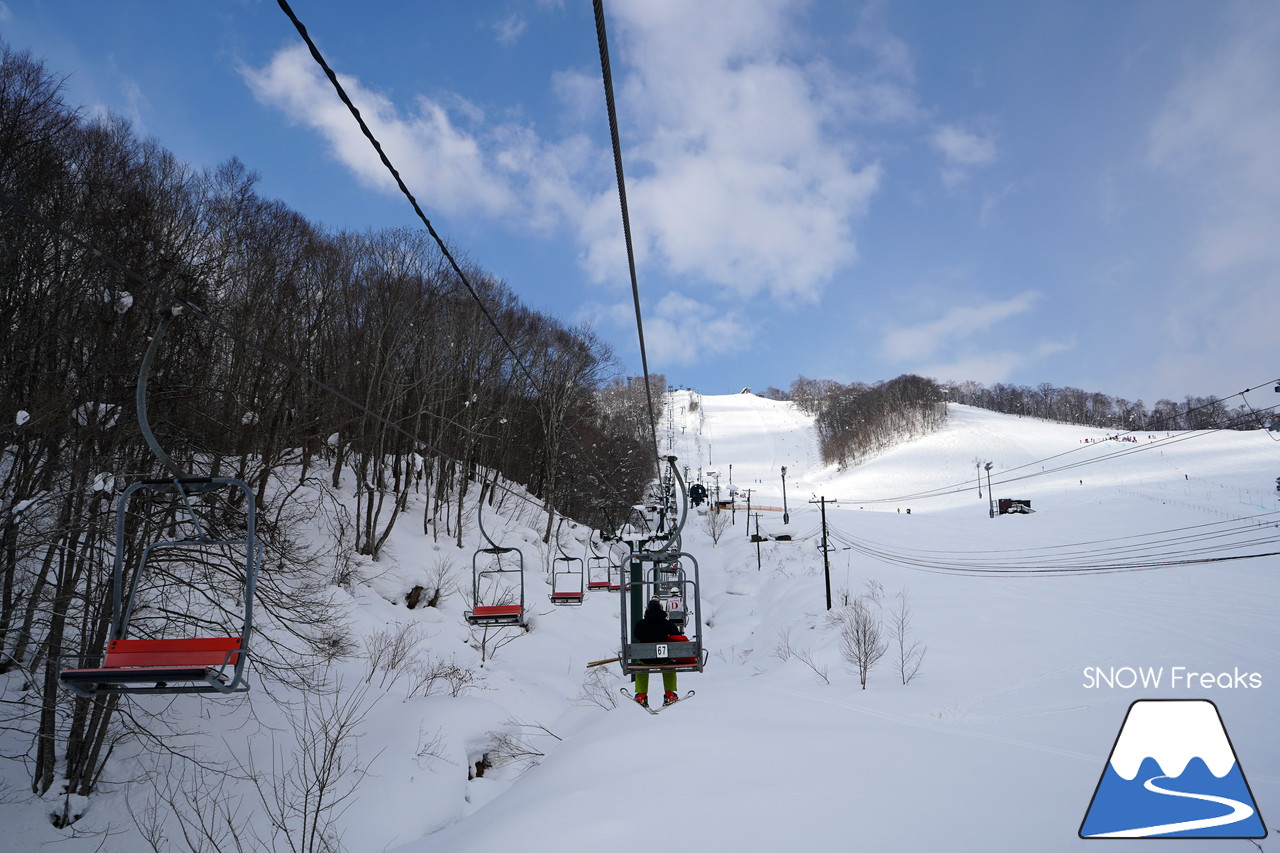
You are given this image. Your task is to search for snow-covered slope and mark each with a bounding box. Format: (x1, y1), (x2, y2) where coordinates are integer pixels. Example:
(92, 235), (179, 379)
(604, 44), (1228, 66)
(6, 395), (1276, 852)
(396, 396), (1279, 852)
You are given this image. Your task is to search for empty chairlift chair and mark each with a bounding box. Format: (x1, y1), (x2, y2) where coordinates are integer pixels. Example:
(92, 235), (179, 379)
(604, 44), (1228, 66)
(465, 484), (526, 627)
(59, 308), (260, 699)
(59, 476), (261, 697)
(548, 520), (585, 606)
(586, 537), (612, 592)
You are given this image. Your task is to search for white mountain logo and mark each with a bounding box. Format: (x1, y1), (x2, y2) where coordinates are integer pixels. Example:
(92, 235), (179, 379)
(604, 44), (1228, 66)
(1080, 699), (1266, 838)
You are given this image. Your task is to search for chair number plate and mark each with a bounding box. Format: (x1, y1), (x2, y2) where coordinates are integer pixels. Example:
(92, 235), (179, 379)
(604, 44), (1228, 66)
(656, 644), (668, 657)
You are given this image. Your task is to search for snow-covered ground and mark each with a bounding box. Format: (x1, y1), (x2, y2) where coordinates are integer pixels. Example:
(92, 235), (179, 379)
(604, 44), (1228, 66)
(5, 396), (1277, 851)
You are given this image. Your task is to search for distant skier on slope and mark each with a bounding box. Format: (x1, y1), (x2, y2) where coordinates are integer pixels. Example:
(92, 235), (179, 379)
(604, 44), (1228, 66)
(632, 598), (682, 708)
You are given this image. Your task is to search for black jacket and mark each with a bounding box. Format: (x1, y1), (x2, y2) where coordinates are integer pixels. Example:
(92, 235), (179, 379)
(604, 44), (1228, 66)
(634, 608), (681, 643)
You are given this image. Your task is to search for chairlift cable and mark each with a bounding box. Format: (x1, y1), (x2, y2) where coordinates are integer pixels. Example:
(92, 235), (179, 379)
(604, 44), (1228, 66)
(273, 0), (640, 515)
(593, 0), (663, 479)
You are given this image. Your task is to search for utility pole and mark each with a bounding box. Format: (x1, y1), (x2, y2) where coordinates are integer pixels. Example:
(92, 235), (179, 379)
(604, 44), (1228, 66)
(753, 512), (763, 570)
(740, 488), (753, 539)
(985, 461), (995, 518)
(781, 465), (789, 524)
(810, 496), (833, 610)
(977, 462), (982, 499)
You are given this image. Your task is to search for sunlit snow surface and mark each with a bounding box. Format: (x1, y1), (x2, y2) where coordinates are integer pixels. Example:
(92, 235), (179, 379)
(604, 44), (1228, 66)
(5, 397), (1275, 852)
(393, 398), (1278, 852)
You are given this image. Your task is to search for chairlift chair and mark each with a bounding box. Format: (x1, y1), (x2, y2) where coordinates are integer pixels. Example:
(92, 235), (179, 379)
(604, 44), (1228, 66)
(619, 549), (706, 677)
(548, 520), (585, 606)
(59, 477), (261, 697)
(59, 308), (261, 698)
(464, 483), (526, 627)
(585, 534), (612, 591)
(586, 555), (612, 591)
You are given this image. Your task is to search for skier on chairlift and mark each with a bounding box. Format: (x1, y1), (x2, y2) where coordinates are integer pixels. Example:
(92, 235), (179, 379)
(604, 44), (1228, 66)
(632, 598), (683, 708)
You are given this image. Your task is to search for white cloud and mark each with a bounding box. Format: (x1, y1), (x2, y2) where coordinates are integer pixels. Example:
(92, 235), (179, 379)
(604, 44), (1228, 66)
(583, 290), (752, 368)
(0, 3), (11, 23)
(1139, 1), (1280, 397)
(880, 290), (1040, 362)
(578, 0), (894, 302)
(493, 14), (527, 45)
(931, 123), (997, 187)
(246, 2), (913, 310)
(920, 339), (1074, 388)
(1147, 1), (1280, 272)
(551, 69), (601, 125)
(242, 44), (520, 219)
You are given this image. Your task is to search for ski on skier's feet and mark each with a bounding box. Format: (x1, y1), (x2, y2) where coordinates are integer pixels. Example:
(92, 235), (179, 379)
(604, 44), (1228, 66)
(620, 688), (695, 714)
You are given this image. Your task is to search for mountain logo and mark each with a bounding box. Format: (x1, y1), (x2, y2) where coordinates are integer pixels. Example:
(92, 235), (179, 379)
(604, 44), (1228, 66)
(1080, 699), (1266, 838)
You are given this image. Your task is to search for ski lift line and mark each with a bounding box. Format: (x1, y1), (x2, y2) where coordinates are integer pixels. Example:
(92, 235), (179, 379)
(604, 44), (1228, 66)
(847, 430), (1217, 504)
(974, 404), (1273, 488)
(1239, 390), (1280, 442)
(274, 0), (643, 516)
(824, 507), (1274, 560)
(593, 0), (663, 478)
(0, 191), (605, 526)
(833, 529), (1280, 570)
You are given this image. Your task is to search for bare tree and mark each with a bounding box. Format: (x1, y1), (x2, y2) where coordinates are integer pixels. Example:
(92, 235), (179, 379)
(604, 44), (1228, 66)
(575, 665), (619, 709)
(242, 684), (378, 853)
(889, 589), (927, 686)
(837, 597), (887, 690)
(483, 718), (562, 777)
(403, 655), (480, 700)
(362, 622), (427, 689)
(701, 506), (730, 546)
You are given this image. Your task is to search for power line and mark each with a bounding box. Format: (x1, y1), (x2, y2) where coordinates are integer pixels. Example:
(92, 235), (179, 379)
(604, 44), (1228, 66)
(824, 509), (1280, 577)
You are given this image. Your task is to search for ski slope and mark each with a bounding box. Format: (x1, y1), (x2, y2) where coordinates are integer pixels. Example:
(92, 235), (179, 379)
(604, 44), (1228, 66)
(6, 396), (1276, 852)
(393, 396), (1279, 852)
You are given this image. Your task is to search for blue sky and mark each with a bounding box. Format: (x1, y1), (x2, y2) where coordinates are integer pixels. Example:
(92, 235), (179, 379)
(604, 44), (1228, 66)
(6, 1), (1280, 406)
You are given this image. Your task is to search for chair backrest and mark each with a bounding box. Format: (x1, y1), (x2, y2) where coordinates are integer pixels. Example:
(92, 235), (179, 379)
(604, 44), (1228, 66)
(103, 637), (242, 669)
